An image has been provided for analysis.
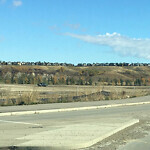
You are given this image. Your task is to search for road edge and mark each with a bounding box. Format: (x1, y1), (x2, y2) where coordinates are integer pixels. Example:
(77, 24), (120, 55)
(74, 119), (139, 149)
(0, 102), (150, 117)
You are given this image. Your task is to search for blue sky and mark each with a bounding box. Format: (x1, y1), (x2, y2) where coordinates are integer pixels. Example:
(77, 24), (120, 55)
(0, 0), (150, 64)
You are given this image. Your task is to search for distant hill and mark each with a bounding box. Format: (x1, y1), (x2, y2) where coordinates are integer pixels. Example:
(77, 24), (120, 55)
(0, 65), (150, 86)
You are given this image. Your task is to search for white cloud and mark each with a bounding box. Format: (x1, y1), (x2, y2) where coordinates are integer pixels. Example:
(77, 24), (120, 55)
(66, 32), (150, 60)
(13, 0), (22, 7)
(64, 22), (80, 30)
(49, 25), (61, 35)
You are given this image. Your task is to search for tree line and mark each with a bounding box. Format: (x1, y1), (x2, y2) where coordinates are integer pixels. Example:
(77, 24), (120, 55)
(1, 71), (149, 86)
(0, 66), (150, 86)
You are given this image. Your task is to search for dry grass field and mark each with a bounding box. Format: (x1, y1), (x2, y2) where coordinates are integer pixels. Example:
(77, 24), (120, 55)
(0, 84), (150, 106)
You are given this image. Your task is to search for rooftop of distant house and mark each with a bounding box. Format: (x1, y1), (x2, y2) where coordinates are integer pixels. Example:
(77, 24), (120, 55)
(0, 61), (150, 67)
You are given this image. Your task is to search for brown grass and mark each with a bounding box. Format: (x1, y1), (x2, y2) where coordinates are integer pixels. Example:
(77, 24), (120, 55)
(0, 84), (150, 106)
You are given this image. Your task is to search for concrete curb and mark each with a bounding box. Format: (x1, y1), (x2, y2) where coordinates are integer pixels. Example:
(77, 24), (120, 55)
(0, 101), (150, 117)
(75, 119), (139, 149)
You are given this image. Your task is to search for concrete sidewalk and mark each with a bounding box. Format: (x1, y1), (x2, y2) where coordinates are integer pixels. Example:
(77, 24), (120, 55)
(14, 118), (138, 149)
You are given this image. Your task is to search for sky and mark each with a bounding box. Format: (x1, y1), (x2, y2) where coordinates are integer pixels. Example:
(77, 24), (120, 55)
(0, 0), (150, 64)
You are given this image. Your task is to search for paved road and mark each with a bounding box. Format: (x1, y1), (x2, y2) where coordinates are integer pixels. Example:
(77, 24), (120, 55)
(0, 100), (150, 149)
(118, 134), (150, 150)
(1, 95), (150, 113)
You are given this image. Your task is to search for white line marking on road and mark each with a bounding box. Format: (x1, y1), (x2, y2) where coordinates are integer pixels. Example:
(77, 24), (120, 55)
(0, 120), (41, 126)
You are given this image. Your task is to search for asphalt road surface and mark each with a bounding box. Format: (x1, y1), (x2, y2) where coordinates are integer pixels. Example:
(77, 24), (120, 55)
(118, 134), (150, 150)
(0, 97), (150, 149)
